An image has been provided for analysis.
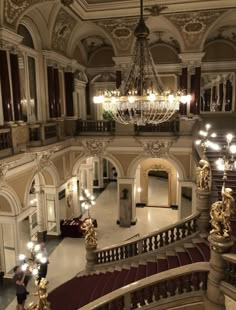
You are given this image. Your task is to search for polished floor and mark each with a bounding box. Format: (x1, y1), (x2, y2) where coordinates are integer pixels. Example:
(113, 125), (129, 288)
(4, 182), (178, 310)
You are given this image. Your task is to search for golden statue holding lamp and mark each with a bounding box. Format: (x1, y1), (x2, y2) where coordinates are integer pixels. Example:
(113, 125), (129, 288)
(210, 185), (235, 238)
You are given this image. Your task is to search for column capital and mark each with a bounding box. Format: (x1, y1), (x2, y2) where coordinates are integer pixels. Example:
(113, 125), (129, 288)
(179, 52), (205, 69)
(112, 56), (133, 70)
(0, 28), (22, 52)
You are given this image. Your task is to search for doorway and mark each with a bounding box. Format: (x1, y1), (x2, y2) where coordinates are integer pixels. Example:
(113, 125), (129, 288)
(148, 170), (169, 207)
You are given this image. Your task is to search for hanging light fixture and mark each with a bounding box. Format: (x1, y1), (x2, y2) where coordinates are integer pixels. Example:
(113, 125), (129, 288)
(93, 0), (189, 126)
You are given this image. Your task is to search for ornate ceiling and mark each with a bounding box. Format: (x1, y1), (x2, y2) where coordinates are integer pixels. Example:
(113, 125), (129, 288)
(2, 0), (236, 66)
(72, 0), (236, 20)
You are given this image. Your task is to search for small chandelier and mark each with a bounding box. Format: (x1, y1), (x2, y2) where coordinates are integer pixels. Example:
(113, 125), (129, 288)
(93, 0), (188, 126)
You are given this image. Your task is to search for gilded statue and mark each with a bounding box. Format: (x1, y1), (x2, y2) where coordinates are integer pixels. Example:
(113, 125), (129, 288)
(83, 218), (98, 248)
(196, 159), (210, 191)
(27, 278), (51, 310)
(210, 186), (235, 238)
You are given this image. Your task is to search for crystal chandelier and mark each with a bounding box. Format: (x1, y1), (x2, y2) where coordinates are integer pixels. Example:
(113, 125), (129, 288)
(93, 0), (188, 126)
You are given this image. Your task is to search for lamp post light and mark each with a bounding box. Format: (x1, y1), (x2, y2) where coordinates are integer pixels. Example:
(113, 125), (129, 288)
(195, 123), (220, 158)
(216, 133), (236, 184)
(18, 241), (47, 279)
(79, 188), (96, 218)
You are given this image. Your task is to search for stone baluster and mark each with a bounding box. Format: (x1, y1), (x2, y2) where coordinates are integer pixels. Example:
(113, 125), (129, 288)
(196, 189), (210, 233)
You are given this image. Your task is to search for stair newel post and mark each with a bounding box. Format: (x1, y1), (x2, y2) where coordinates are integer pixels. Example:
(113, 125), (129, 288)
(206, 235), (233, 308)
(85, 246), (97, 272)
(207, 181), (235, 308)
(196, 189), (211, 233)
(84, 218), (98, 272)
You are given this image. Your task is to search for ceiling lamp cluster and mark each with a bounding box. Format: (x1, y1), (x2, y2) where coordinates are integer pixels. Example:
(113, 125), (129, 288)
(93, 0), (189, 126)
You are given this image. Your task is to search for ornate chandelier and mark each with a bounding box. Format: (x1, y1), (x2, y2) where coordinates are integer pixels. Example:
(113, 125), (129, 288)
(93, 0), (188, 126)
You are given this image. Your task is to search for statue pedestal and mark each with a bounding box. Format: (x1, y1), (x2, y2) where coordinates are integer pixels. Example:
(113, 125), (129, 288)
(86, 245), (97, 272)
(207, 234), (234, 306)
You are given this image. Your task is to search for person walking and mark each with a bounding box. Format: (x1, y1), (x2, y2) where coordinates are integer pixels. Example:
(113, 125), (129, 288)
(13, 265), (28, 310)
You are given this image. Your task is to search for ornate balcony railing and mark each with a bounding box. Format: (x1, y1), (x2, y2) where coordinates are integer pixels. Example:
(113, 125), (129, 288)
(222, 253), (236, 286)
(135, 119), (179, 134)
(76, 120), (116, 135)
(0, 128), (11, 151)
(29, 122), (58, 146)
(80, 262), (209, 310)
(92, 212), (200, 267)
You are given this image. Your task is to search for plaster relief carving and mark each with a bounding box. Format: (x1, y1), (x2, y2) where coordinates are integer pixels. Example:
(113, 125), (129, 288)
(0, 39), (19, 52)
(30, 149), (55, 172)
(79, 139), (110, 157)
(0, 163), (9, 186)
(168, 10), (225, 50)
(74, 70), (88, 82)
(4, 0), (49, 27)
(139, 140), (172, 158)
(144, 164), (171, 177)
(51, 8), (76, 54)
(96, 18), (137, 54)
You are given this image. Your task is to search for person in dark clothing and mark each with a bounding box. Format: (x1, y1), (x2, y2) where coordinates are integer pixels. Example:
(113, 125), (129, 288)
(13, 265), (28, 310)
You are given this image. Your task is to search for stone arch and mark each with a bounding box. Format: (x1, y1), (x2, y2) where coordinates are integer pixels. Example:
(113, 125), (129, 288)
(23, 164), (60, 209)
(200, 10), (236, 51)
(72, 153), (124, 178)
(17, 16), (43, 51)
(67, 22), (117, 59)
(0, 185), (21, 216)
(146, 15), (185, 53)
(127, 154), (185, 180)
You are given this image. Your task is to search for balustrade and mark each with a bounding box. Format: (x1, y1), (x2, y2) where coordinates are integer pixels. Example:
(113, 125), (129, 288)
(76, 120), (115, 134)
(222, 254), (236, 286)
(44, 123), (57, 140)
(135, 119), (179, 134)
(95, 213), (200, 265)
(80, 262), (209, 310)
(0, 128), (11, 150)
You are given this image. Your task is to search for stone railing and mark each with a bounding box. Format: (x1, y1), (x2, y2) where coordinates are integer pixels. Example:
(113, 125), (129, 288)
(29, 122), (59, 146)
(135, 119), (179, 135)
(80, 262), (209, 310)
(76, 120), (116, 135)
(90, 212), (200, 268)
(0, 128), (11, 150)
(221, 253), (236, 287)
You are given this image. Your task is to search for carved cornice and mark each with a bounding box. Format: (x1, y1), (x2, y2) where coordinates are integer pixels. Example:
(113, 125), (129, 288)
(51, 8), (77, 55)
(79, 139), (111, 157)
(144, 163), (171, 177)
(30, 149), (55, 172)
(0, 163), (9, 186)
(138, 139), (173, 158)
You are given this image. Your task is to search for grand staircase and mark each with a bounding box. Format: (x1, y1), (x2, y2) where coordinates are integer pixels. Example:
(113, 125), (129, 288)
(48, 239), (210, 309)
(205, 132), (236, 236)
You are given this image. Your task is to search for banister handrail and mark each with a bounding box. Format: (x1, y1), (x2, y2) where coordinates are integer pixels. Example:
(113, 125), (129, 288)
(80, 262), (210, 310)
(92, 212), (201, 265)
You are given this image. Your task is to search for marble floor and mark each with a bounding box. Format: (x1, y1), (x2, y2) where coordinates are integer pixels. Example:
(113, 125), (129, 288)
(4, 182), (178, 310)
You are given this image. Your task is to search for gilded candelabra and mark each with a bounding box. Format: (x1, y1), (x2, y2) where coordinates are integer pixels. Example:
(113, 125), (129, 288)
(79, 188), (96, 218)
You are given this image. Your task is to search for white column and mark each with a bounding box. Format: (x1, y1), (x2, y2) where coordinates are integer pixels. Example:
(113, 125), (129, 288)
(98, 158), (104, 189)
(35, 185), (46, 233)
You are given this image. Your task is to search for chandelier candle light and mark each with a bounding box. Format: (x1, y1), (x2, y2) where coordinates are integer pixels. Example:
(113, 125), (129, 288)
(216, 133), (236, 183)
(79, 188), (96, 218)
(93, 0), (190, 126)
(18, 241), (47, 278)
(195, 123), (220, 157)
